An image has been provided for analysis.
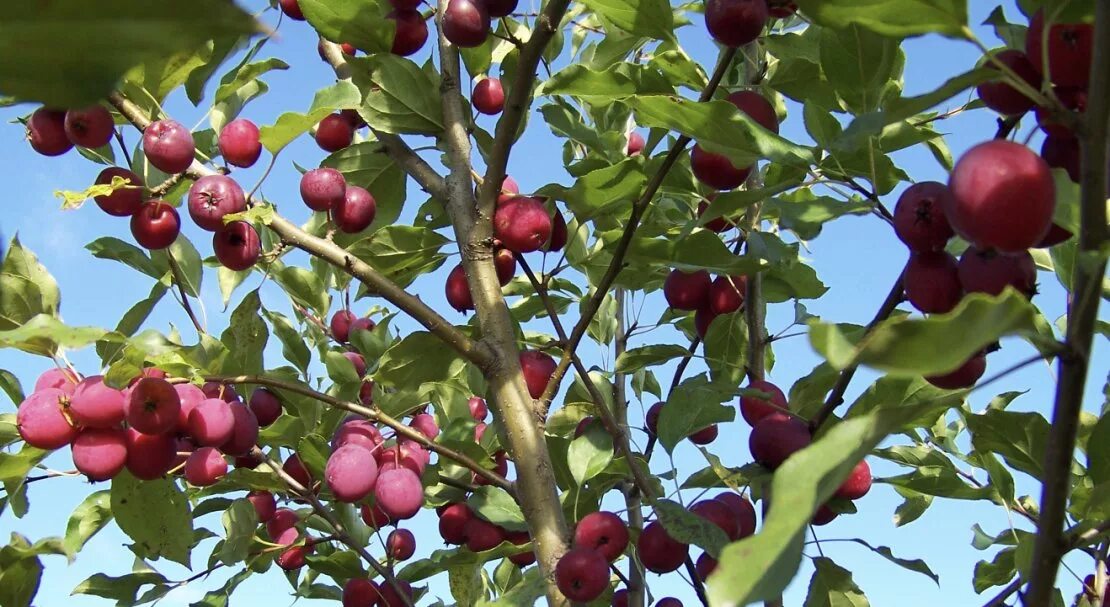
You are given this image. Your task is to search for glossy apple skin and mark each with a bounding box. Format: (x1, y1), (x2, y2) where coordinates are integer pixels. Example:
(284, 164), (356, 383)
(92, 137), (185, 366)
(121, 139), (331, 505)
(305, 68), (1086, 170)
(892, 181), (955, 253)
(300, 168), (347, 211)
(705, 0), (769, 48)
(473, 78), (505, 115)
(93, 167), (144, 217)
(218, 119), (262, 168)
(143, 119), (196, 174)
(187, 174), (247, 231)
(213, 221), (262, 271)
(130, 201), (181, 250)
(1026, 9), (1093, 88)
(315, 113), (354, 152)
(976, 50), (1040, 116)
(691, 144), (752, 190)
(64, 105), (115, 148)
(903, 251), (963, 314)
(443, 0), (490, 48)
(389, 9), (429, 57)
(27, 108), (73, 156)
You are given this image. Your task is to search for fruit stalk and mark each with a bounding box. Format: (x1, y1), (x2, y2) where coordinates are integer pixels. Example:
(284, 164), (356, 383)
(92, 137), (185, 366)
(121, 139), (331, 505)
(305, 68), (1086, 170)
(165, 249), (205, 335)
(537, 45), (739, 407)
(1025, 1), (1110, 603)
(435, 6), (572, 605)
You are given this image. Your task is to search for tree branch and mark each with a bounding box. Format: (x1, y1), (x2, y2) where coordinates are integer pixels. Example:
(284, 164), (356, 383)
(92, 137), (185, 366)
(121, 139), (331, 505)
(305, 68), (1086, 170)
(166, 249), (205, 336)
(614, 289), (645, 607)
(537, 45), (739, 407)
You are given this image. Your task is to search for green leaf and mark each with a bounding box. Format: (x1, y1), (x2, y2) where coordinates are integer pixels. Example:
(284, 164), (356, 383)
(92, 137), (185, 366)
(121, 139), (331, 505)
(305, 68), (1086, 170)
(579, 0), (674, 40)
(72, 571), (167, 603)
(273, 266), (331, 319)
(657, 374), (735, 453)
(349, 54), (444, 135)
(818, 24), (903, 114)
(214, 58), (288, 104)
(764, 190), (872, 241)
(0, 315), (116, 358)
(0, 372), (24, 407)
(553, 158), (648, 221)
(0, 237), (60, 331)
(259, 80), (362, 153)
(614, 344), (691, 373)
(63, 491), (112, 558)
(263, 309), (311, 375)
(794, 0), (969, 38)
(808, 290), (1041, 376)
(803, 557), (870, 607)
(707, 391), (962, 605)
(469, 487), (527, 531)
(655, 498), (729, 558)
(449, 563), (482, 607)
(0, 445), (48, 485)
(86, 237), (161, 279)
(347, 226), (450, 289)
(151, 237), (204, 298)
(538, 62), (674, 98)
(837, 539), (939, 584)
(609, 229), (763, 276)
(300, 0), (394, 54)
(110, 471), (193, 567)
(306, 550), (366, 579)
(399, 542), (525, 583)
(218, 499), (257, 566)
(1089, 413), (1110, 483)
(702, 311), (749, 388)
(965, 410), (1049, 480)
(568, 425), (614, 485)
(0, 552), (41, 607)
(0, 1), (259, 107)
(475, 566), (546, 607)
(220, 290), (268, 376)
(322, 143), (408, 233)
(375, 332), (468, 416)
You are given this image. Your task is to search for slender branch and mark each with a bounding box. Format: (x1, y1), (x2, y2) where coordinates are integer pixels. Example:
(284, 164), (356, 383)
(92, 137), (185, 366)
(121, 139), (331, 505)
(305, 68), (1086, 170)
(178, 375), (512, 492)
(983, 578), (1023, 607)
(254, 448), (413, 607)
(148, 172), (187, 198)
(614, 289), (645, 607)
(537, 45), (739, 407)
(643, 338), (700, 461)
(318, 40), (448, 201)
(809, 276), (905, 430)
(683, 558), (710, 606)
(113, 129), (133, 167)
(1025, 3), (1110, 603)
(166, 250), (205, 336)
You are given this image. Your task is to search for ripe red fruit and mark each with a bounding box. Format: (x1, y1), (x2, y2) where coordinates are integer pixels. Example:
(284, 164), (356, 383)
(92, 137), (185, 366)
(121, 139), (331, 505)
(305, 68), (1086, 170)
(184, 446), (228, 486)
(695, 552), (718, 580)
(749, 412), (811, 468)
(485, 0), (518, 17)
(727, 90), (778, 133)
(344, 351), (368, 377)
(284, 453), (313, 489)
(705, 0), (769, 47)
(445, 264), (475, 313)
(343, 579), (379, 607)
(276, 540), (312, 570)
(958, 247), (1036, 298)
(64, 106), (115, 148)
(217, 119), (262, 168)
(439, 502), (474, 544)
(574, 417), (598, 438)
(506, 531), (535, 566)
(279, 0), (305, 20)
(300, 167), (347, 212)
(72, 428), (128, 481)
(202, 382), (241, 403)
(812, 504), (838, 526)
(835, 459), (872, 500)
(555, 547), (610, 602)
(410, 413), (439, 440)
(387, 528), (416, 560)
(645, 401), (663, 436)
(893, 181), (956, 253)
(316, 113), (354, 152)
(494, 247), (517, 285)
(124, 428), (176, 480)
(220, 404), (260, 456)
(657, 598), (684, 607)
(574, 511), (629, 563)
(17, 389), (77, 449)
(174, 383), (205, 432)
(664, 269), (711, 311)
(1041, 136), (1080, 183)
(331, 311), (356, 343)
(335, 186), (377, 233)
(349, 315), (374, 339)
(714, 492), (757, 539)
(689, 424), (719, 444)
(925, 351), (987, 390)
(188, 398), (236, 447)
(377, 579), (414, 607)
(1026, 9), (1093, 88)
(903, 251), (963, 314)
(946, 140), (1055, 253)
(248, 491), (276, 522)
(340, 43), (358, 56)
(463, 517), (506, 552)
(544, 211), (568, 252)
(494, 196), (553, 253)
(360, 501), (394, 529)
(695, 304), (718, 339)
(326, 444), (379, 502)
(374, 468), (423, 520)
(35, 368), (79, 394)
(613, 589), (629, 607)
(627, 131), (645, 156)
(126, 377), (181, 435)
(709, 275), (746, 315)
(697, 198), (731, 232)
(130, 201), (181, 250)
(71, 376), (126, 428)
(143, 120), (195, 174)
(213, 221), (261, 271)
(1035, 86), (1086, 139)
(497, 175), (520, 205)
(1036, 223), (1073, 248)
(519, 350), (557, 399)
(93, 167), (144, 217)
(976, 50), (1040, 116)
(739, 379), (788, 426)
(27, 108), (73, 156)
(443, 0), (490, 47)
(691, 144), (752, 190)
(388, 10), (429, 56)
(691, 499), (740, 540)
(333, 417), (383, 451)
(473, 78), (505, 115)
(268, 508), (300, 539)
(638, 521), (689, 573)
(468, 396), (489, 421)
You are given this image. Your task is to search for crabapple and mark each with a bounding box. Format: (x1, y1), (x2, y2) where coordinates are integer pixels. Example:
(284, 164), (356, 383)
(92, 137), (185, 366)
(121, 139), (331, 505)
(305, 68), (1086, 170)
(71, 428), (128, 481)
(187, 174), (247, 231)
(93, 167), (144, 217)
(555, 547), (610, 602)
(143, 119), (195, 174)
(64, 105), (115, 148)
(188, 398), (235, 446)
(218, 119), (262, 168)
(124, 428), (177, 480)
(573, 511), (629, 562)
(184, 446), (227, 486)
(326, 444), (379, 502)
(16, 389), (77, 449)
(130, 201), (180, 250)
(70, 375), (126, 428)
(126, 377), (181, 435)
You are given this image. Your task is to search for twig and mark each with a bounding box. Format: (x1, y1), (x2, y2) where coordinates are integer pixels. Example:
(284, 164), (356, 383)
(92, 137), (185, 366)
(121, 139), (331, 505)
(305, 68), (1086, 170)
(166, 250), (205, 336)
(148, 172), (186, 198)
(113, 129), (133, 167)
(1024, 2), (1110, 603)
(983, 578), (1022, 607)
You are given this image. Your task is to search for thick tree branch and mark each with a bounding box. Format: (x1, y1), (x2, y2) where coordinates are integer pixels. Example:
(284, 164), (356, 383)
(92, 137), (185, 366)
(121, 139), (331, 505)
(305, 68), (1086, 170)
(177, 375), (512, 491)
(1025, 3), (1110, 601)
(318, 40), (448, 201)
(254, 448), (413, 607)
(435, 5), (571, 606)
(107, 92), (492, 370)
(476, 0), (573, 217)
(537, 46), (739, 407)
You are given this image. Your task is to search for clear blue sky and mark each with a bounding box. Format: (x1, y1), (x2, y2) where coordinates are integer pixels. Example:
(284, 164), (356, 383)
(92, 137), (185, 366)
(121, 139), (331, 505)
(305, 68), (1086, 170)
(0, 1), (1105, 606)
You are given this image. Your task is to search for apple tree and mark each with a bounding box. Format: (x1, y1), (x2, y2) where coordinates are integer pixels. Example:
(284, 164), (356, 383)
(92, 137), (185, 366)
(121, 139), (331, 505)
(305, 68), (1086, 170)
(0, 0), (1107, 606)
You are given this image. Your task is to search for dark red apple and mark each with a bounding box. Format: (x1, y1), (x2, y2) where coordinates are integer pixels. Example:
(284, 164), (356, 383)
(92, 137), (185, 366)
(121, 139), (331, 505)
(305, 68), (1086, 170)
(218, 119), (262, 168)
(925, 351), (987, 390)
(957, 247), (1036, 298)
(130, 201), (181, 250)
(709, 275), (746, 315)
(16, 389), (77, 450)
(705, 0), (769, 47)
(555, 547), (609, 602)
(691, 144), (752, 190)
(473, 78), (505, 115)
(124, 428), (177, 480)
(835, 459), (872, 500)
(494, 247), (516, 285)
(300, 167), (347, 211)
(443, 0), (490, 48)
(335, 186), (376, 233)
(544, 211), (568, 252)
(664, 269), (711, 311)
(93, 167), (144, 217)
(249, 388), (283, 427)
(739, 379), (788, 426)
(638, 521), (688, 573)
(519, 350), (556, 399)
(388, 10), (429, 57)
(279, 0), (305, 20)
(977, 50), (1040, 116)
(1026, 9), (1093, 88)
(213, 221), (261, 271)
(627, 131), (645, 156)
(485, 0), (518, 17)
(727, 90), (778, 133)
(573, 511), (629, 563)
(445, 264), (475, 312)
(1040, 135), (1079, 182)
(749, 412), (811, 468)
(494, 196), (552, 253)
(892, 181), (955, 253)
(715, 492), (757, 539)
(315, 113), (354, 152)
(143, 119), (196, 174)
(64, 105), (115, 148)
(903, 251), (963, 314)
(126, 377), (181, 435)
(71, 428), (128, 481)
(187, 174), (247, 231)
(27, 108), (73, 156)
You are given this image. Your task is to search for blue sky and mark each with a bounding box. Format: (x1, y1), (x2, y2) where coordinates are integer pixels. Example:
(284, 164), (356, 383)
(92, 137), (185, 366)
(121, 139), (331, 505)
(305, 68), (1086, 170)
(1, 1), (1107, 606)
